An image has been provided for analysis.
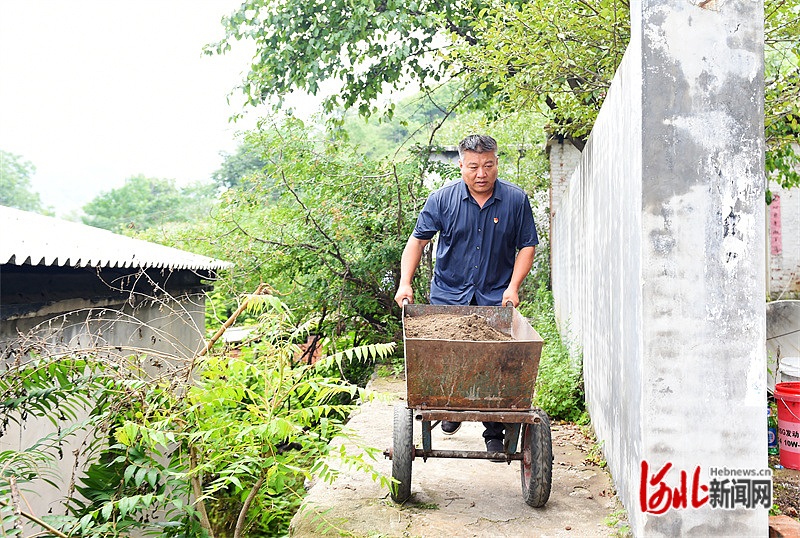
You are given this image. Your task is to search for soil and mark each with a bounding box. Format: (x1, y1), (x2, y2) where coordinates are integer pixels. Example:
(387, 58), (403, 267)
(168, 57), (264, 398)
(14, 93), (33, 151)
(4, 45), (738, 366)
(770, 454), (800, 518)
(403, 313), (512, 341)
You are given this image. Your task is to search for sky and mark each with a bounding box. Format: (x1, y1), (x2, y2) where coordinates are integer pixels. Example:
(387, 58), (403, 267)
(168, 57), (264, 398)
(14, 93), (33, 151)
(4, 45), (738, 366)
(0, 1), (321, 217)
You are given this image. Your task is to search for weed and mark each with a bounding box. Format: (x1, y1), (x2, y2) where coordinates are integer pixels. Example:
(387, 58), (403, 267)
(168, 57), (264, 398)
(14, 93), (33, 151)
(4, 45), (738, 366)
(604, 508), (632, 537)
(578, 421), (607, 467)
(519, 285), (585, 422)
(771, 502), (783, 516)
(586, 440), (608, 468)
(579, 421), (594, 439)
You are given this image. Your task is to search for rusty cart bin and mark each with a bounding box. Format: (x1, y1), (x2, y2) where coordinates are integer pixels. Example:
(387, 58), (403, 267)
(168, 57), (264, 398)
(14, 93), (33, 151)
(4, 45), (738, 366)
(385, 304), (553, 507)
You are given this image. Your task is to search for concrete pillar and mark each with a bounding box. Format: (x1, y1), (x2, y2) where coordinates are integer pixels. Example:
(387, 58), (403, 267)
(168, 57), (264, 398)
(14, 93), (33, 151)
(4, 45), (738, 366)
(637, 0), (766, 534)
(552, 0), (767, 534)
(546, 136), (583, 218)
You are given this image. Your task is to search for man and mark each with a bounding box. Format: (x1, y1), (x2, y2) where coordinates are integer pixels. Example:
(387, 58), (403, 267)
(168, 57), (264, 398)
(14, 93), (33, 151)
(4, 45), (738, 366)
(394, 134), (538, 457)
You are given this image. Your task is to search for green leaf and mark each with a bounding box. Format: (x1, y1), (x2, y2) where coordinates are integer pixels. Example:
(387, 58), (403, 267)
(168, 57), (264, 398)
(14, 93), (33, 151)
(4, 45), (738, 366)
(118, 495), (136, 517)
(101, 501), (114, 520)
(123, 464), (137, 485)
(146, 468), (159, 488)
(134, 466), (148, 487)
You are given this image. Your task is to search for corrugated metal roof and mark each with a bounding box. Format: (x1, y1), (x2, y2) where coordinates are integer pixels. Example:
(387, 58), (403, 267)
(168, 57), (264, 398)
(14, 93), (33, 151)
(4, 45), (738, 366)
(1, 206), (232, 271)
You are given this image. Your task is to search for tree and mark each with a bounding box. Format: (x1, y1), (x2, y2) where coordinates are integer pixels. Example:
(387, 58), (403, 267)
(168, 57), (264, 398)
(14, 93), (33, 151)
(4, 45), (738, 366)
(82, 175), (216, 234)
(206, 0), (488, 120)
(212, 141), (268, 190)
(0, 150), (47, 213)
(343, 82), (500, 160)
(764, 13), (800, 193)
(210, 0), (799, 189)
(456, 0), (799, 189)
(453, 0), (630, 147)
(163, 117), (438, 348)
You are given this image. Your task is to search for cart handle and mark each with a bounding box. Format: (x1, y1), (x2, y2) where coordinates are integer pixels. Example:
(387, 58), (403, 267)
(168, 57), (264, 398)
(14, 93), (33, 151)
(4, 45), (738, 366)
(403, 299), (512, 307)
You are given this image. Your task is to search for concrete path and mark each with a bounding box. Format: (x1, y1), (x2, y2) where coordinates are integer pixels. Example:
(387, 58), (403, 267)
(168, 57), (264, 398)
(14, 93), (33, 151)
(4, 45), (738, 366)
(290, 376), (625, 537)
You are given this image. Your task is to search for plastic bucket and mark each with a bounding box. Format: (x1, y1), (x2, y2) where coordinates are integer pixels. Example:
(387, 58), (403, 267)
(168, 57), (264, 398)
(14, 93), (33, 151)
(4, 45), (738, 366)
(775, 382), (800, 469)
(780, 357), (800, 383)
(777, 381), (800, 395)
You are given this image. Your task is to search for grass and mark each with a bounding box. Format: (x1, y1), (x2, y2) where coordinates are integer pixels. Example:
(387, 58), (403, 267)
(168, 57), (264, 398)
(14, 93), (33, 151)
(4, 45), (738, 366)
(411, 502), (440, 510)
(604, 508), (632, 537)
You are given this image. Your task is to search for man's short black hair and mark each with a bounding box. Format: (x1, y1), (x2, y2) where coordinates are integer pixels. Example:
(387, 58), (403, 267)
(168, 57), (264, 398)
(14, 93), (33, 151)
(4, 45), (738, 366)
(458, 134), (498, 159)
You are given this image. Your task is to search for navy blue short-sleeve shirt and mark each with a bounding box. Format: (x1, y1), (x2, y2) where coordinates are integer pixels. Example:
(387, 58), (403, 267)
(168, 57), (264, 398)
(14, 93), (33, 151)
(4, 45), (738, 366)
(412, 178), (538, 306)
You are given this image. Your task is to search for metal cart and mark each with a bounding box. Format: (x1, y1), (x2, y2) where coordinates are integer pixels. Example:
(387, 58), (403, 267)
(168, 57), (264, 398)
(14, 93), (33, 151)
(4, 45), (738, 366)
(384, 304), (553, 507)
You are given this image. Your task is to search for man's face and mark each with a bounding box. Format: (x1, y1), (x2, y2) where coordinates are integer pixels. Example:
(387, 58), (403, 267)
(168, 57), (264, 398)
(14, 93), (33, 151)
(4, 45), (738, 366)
(459, 150), (498, 198)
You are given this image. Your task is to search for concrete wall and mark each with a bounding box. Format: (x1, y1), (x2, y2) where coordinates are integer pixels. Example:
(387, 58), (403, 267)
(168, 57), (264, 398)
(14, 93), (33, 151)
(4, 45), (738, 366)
(551, 0), (767, 534)
(767, 180), (800, 300)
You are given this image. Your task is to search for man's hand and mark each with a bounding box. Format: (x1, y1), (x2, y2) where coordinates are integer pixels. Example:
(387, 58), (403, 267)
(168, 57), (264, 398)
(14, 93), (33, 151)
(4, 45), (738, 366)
(395, 284), (414, 308)
(501, 288), (520, 308)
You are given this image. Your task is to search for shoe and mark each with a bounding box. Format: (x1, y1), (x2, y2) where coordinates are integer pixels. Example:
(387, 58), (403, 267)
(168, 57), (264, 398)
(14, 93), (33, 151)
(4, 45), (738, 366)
(486, 438), (505, 462)
(441, 421), (461, 435)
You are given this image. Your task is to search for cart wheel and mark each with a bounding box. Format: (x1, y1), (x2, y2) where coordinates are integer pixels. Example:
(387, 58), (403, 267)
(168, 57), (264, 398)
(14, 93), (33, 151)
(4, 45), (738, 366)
(391, 404), (414, 503)
(520, 409), (553, 507)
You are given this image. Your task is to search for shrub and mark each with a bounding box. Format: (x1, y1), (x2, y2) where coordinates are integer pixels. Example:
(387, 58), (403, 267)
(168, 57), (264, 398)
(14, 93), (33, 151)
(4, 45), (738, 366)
(0, 295), (394, 537)
(519, 285), (586, 423)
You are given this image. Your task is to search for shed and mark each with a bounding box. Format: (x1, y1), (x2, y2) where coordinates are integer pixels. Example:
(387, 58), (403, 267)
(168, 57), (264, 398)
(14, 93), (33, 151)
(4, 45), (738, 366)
(0, 206), (231, 520)
(1, 206), (230, 362)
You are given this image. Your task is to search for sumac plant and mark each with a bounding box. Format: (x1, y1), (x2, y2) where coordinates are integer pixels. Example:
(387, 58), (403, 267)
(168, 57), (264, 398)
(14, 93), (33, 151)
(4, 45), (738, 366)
(0, 294), (394, 537)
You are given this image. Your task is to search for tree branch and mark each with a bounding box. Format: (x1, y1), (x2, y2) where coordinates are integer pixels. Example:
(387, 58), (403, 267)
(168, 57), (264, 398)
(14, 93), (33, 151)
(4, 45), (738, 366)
(186, 283), (271, 381)
(0, 494), (68, 538)
(189, 444), (215, 538)
(234, 473), (266, 538)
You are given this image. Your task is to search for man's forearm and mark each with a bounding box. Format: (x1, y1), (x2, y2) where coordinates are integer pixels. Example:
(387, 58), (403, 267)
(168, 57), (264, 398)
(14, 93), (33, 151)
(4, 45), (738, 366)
(395, 236), (430, 306)
(399, 237), (429, 285)
(508, 246), (536, 291)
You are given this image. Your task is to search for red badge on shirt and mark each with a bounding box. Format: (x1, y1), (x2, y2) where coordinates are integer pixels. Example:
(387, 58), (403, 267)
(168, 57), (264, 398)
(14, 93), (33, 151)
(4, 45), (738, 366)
(493, 217), (499, 224)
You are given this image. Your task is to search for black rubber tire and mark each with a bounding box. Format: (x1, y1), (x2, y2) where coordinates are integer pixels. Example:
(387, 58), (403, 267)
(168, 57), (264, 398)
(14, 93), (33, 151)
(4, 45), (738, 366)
(391, 404), (414, 503)
(520, 409), (553, 507)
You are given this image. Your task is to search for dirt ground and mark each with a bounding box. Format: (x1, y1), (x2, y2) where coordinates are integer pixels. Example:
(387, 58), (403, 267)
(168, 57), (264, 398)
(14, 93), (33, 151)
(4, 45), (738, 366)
(770, 454), (800, 518)
(289, 375), (626, 537)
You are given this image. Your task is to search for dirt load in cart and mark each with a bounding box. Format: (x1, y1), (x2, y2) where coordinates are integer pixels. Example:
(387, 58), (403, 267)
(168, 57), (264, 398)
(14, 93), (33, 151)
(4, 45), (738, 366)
(385, 303), (553, 507)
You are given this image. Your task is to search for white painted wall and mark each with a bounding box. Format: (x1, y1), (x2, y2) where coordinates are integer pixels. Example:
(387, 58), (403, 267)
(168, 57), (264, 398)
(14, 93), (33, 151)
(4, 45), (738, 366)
(767, 180), (800, 300)
(551, 43), (646, 526)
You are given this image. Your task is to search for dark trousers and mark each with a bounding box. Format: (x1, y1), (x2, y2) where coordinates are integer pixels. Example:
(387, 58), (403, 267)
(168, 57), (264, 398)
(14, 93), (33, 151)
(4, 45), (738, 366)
(482, 421), (504, 441)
